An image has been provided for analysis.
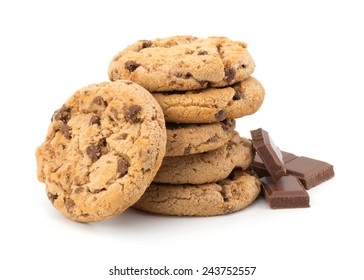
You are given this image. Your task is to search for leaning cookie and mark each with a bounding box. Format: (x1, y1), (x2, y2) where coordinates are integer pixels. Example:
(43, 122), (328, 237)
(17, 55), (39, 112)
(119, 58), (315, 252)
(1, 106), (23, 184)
(153, 77), (264, 123)
(109, 35), (255, 92)
(166, 119), (235, 156)
(153, 132), (254, 184)
(36, 80), (166, 222)
(133, 169), (261, 216)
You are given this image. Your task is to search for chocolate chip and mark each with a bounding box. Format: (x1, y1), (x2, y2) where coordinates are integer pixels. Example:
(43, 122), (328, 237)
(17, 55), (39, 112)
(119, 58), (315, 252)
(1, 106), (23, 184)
(228, 168), (244, 180)
(185, 50), (195, 54)
(233, 86), (245, 100)
(119, 133), (128, 140)
(198, 50), (208, 55)
(224, 68), (236, 84)
(86, 143), (102, 162)
(64, 198), (75, 210)
(93, 96), (107, 107)
(91, 188), (106, 194)
(110, 107), (119, 121)
(123, 105), (141, 123)
(47, 192), (58, 203)
(221, 119), (234, 131)
(117, 155), (130, 178)
(175, 73), (183, 78)
(214, 109), (227, 121)
(226, 140), (234, 150)
(125, 61), (141, 72)
(111, 69), (120, 80)
(206, 135), (219, 143)
(53, 105), (71, 123)
(58, 124), (72, 139)
(74, 187), (84, 194)
(220, 188), (229, 202)
(198, 80), (208, 87)
(242, 64), (247, 68)
(141, 40), (152, 48)
(99, 137), (107, 147)
(124, 81), (133, 85)
(89, 115), (101, 125)
(183, 146), (191, 156)
(185, 72), (192, 79)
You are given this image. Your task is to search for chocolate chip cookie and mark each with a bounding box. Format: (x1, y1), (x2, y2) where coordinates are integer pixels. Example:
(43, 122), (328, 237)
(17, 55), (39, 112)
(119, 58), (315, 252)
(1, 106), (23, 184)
(133, 169), (261, 216)
(166, 119), (235, 156)
(153, 132), (254, 184)
(36, 80), (166, 222)
(109, 36), (255, 92)
(153, 77), (265, 123)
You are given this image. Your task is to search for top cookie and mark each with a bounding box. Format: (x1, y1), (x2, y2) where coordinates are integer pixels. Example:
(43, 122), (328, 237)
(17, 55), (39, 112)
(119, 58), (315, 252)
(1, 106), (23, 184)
(109, 36), (255, 92)
(36, 80), (166, 222)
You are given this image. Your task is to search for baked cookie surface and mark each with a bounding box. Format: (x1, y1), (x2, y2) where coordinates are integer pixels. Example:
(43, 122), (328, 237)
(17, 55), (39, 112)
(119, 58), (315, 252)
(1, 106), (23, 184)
(166, 119), (235, 156)
(36, 80), (166, 222)
(153, 132), (254, 184)
(133, 169), (261, 216)
(109, 36), (255, 92)
(153, 77), (265, 123)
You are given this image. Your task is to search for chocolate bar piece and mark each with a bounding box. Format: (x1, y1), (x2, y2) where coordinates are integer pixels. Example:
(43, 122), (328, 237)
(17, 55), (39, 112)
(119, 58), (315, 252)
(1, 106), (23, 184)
(285, 157), (335, 189)
(250, 128), (286, 181)
(261, 175), (310, 209)
(252, 151), (298, 178)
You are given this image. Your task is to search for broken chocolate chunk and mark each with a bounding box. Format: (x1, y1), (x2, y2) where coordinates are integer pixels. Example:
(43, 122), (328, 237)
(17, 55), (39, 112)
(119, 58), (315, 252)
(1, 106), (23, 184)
(53, 105), (71, 123)
(214, 109), (227, 121)
(86, 143), (102, 162)
(124, 105), (142, 123)
(250, 128), (286, 182)
(125, 61), (141, 72)
(89, 115), (101, 125)
(285, 157), (335, 189)
(117, 155), (130, 178)
(261, 176), (310, 209)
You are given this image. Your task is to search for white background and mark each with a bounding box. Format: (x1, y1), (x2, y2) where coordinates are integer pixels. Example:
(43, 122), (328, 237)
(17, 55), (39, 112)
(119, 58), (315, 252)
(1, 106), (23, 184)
(1, 0), (363, 279)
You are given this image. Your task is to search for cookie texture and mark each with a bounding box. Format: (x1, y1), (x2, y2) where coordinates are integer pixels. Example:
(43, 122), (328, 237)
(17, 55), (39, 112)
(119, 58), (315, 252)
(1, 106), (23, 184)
(166, 119), (235, 156)
(133, 169), (261, 216)
(36, 80), (166, 222)
(153, 132), (254, 184)
(109, 36), (255, 92)
(153, 77), (265, 123)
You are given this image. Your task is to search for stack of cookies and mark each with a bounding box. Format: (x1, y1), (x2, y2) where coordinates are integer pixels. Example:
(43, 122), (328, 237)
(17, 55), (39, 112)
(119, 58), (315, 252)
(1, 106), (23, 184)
(108, 36), (266, 216)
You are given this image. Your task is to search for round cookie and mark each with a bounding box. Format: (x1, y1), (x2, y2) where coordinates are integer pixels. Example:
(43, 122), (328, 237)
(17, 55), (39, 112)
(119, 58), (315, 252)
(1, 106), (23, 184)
(133, 169), (261, 216)
(166, 119), (235, 156)
(153, 132), (254, 184)
(109, 35), (255, 92)
(153, 77), (265, 123)
(36, 80), (166, 222)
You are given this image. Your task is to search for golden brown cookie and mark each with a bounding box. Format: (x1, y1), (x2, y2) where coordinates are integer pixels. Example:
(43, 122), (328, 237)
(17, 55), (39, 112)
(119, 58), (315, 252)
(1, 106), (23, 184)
(153, 77), (265, 123)
(36, 80), (166, 222)
(166, 119), (235, 156)
(109, 35), (255, 92)
(133, 169), (261, 216)
(153, 132), (254, 184)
